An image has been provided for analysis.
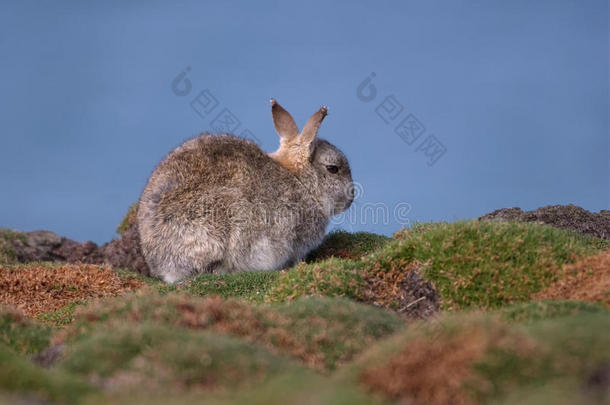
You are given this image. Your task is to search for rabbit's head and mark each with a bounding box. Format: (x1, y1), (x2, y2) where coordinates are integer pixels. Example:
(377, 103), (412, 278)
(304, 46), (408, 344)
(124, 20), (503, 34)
(268, 99), (354, 216)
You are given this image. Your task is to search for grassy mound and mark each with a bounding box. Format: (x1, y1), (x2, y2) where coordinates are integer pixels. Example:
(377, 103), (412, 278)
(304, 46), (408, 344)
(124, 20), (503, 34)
(1, 218), (609, 404)
(267, 221), (607, 311)
(59, 323), (295, 394)
(1, 292), (403, 402)
(399, 221), (607, 309)
(342, 310), (610, 404)
(56, 292), (404, 371)
(82, 369), (374, 405)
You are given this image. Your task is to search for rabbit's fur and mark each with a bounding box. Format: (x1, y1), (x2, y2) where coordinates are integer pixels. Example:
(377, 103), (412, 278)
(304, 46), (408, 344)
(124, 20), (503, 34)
(137, 99), (353, 282)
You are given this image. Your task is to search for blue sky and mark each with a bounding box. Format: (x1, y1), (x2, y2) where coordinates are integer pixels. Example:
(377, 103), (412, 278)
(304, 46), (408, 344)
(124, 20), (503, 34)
(0, 0), (608, 244)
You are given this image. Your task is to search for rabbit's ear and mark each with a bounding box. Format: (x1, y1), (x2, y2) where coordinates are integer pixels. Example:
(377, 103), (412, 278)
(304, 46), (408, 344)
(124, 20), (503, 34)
(271, 99), (299, 141)
(300, 106), (328, 152)
(268, 103), (328, 172)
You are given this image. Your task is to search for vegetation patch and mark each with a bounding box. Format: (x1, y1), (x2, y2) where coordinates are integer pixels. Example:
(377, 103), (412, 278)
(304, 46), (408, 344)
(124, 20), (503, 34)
(58, 323), (294, 395)
(535, 250), (610, 307)
(358, 315), (537, 405)
(0, 306), (51, 355)
(1, 216), (609, 403)
(267, 255), (439, 319)
(266, 258), (364, 303)
(204, 369), (374, 405)
(80, 369), (375, 405)
(0, 263), (145, 316)
(56, 292), (404, 371)
(349, 311), (610, 404)
(268, 221), (606, 313)
(306, 230), (390, 262)
(38, 301), (86, 327)
(394, 221), (607, 309)
(116, 203), (139, 236)
(0, 228), (27, 264)
(183, 271), (279, 302)
(0, 344), (94, 404)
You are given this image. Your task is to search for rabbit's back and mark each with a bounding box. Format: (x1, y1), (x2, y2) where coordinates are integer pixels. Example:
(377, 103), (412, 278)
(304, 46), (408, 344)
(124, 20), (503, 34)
(137, 134), (326, 282)
(149, 134), (288, 215)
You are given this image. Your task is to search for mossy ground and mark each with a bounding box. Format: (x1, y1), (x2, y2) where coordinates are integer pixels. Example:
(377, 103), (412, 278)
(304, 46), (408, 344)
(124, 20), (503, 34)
(1, 220), (609, 403)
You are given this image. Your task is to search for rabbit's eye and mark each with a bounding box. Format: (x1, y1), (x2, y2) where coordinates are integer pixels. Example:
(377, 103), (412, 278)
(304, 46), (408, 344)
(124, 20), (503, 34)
(326, 165), (339, 174)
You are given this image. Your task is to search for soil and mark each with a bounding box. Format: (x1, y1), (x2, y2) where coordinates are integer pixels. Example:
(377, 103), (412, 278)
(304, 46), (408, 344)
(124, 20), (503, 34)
(362, 261), (440, 320)
(8, 230), (104, 264)
(480, 204), (610, 240)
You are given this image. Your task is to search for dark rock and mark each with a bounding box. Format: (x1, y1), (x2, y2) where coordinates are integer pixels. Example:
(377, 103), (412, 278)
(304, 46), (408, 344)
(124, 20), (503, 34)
(480, 204), (610, 240)
(101, 221), (150, 276)
(11, 230), (62, 262)
(55, 239), (104, 263)
(2, 223), (150, 277)
(7, 230), (103, 263)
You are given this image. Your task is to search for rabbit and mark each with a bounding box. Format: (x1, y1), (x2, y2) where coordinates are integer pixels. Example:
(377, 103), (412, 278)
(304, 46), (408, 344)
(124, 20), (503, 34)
(137, 99), (354, 283)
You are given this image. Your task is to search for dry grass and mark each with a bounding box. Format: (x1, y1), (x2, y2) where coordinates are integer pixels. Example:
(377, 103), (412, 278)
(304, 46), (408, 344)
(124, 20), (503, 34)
(0, 263), (145, 316)
(535, 250), (610, 307)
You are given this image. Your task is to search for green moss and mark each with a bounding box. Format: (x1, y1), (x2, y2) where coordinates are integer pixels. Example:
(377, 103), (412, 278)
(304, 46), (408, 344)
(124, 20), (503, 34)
(395, 220), (607, 309)
(37, 301), (85, 327)
(266, 258), (364, 304)
(307, 230), (390, 262)
(0, 307), (51, 355)
(184, 271), (279, 302)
